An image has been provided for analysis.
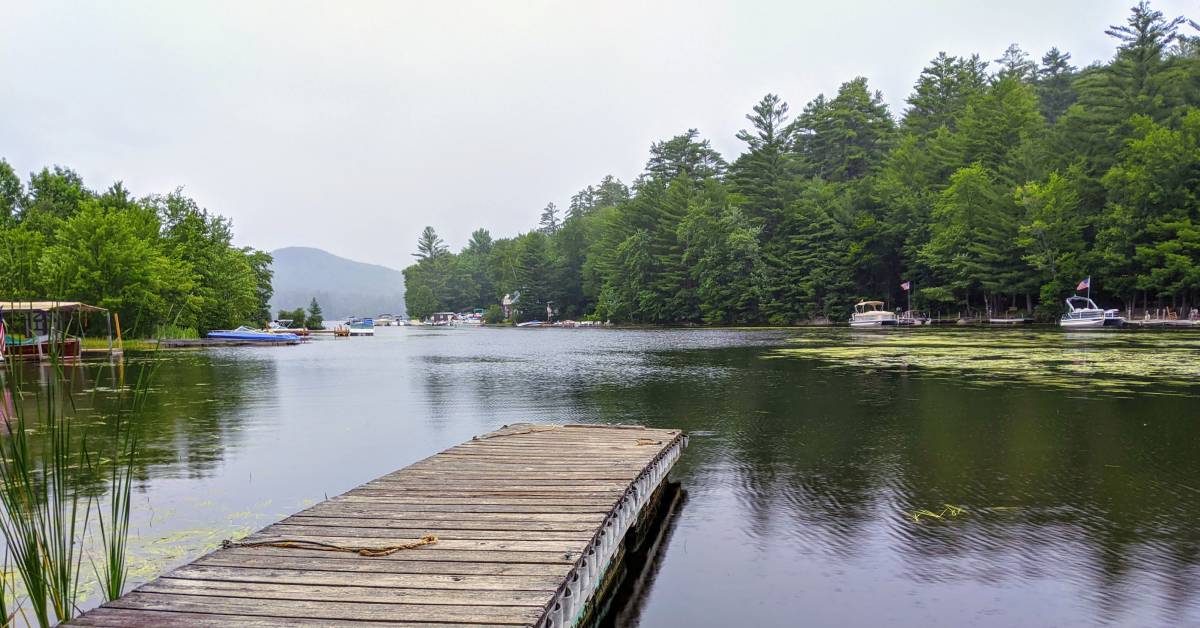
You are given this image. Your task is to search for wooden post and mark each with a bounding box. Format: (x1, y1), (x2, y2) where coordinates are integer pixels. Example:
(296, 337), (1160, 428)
(114, 312), (124, 352)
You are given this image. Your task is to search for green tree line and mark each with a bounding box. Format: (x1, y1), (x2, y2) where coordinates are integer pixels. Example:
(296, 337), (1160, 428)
(405, 3), (1200, 322)
(0, 162), (272, 335)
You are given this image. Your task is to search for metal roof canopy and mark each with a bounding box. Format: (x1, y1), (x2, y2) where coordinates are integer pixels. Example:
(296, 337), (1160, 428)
(0, 301), (108, 313)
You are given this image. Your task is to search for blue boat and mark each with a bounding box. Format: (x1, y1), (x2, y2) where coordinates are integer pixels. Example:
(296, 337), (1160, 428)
(207, 326), (301, 342)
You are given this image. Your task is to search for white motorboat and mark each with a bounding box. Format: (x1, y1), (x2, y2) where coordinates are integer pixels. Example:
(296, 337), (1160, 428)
(898, 310), (930, 326)
(1060, 296), (1124, 329)
(347, 317), (376, 336)
(850, 301), (898, 327)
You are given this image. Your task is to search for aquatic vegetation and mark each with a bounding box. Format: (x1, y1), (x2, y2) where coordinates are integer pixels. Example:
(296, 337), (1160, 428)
(89, 400), (138, 602)
(152, 324), (198, 341)
(909, 504), (965, 524)
(1, 556), (17, 626)
(772, 329), (1200, 396)
(0, 346), (152, 624)
(0, 361), (91, 626)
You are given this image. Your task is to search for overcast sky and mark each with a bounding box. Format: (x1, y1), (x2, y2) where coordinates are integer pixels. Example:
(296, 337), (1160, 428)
(2, 1), (1195, 269)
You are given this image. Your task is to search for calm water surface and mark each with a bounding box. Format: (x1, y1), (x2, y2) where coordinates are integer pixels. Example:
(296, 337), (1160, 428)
(14, 327), (1200, 626)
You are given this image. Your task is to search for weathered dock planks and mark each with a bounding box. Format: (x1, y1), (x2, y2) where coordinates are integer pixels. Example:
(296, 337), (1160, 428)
(72, 423), (686, 627)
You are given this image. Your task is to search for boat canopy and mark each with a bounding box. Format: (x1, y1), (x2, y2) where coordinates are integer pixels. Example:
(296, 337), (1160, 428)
(0, 301), (108, 313)
(1065, 296), (1101, 311)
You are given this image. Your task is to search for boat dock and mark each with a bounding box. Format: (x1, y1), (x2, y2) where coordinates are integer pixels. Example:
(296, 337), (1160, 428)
(160, 338), (305, 348)
(72, 423), (687, 627)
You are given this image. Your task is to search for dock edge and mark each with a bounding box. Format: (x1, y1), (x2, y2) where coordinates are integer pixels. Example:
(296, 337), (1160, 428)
(537, 428), (688, 627)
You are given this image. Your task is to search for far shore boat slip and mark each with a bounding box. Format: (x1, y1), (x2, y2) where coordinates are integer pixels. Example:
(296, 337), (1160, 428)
(71, 423), (687, 627)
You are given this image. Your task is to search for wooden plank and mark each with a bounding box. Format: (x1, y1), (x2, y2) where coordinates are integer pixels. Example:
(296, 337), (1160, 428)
(212, 546), (577, 564)
(71, 608), (427, 627)
(301, 506), (607, 522)
(302, 496), (619, 506)
(164, 564), (563, 592)
(147, 578), (551, 607)
(387, 473), (640, 483)
(262, 523), (594, 541)
(193, 554), (570, 577)
(285, 515), (602, 531)
(347, 484), (626, 493)
(105, 592), (542, 624)
(73, 424), (685, 627)
(239, 533), (586, 554)
(325, 498), (619, 511)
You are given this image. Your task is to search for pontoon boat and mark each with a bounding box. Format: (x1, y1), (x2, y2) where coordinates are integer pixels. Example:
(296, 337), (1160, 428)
(1060, 296), (1124, 329)
(850, 301), (898, 327)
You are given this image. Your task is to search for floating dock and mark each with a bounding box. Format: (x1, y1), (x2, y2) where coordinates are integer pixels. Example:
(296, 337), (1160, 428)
(159, 338), (305, 348)
(72, 423), (686, 627)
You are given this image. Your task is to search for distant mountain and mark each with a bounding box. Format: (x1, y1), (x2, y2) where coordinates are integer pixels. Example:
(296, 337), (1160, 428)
(269, 247), (405, 320)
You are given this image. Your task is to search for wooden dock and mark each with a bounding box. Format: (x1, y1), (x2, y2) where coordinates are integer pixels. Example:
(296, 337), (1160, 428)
(72, 424), (687, 627)
(159, 338), (305, 348)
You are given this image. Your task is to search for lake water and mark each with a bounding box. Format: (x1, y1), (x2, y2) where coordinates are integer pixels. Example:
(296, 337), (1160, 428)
(10, 327), (1200, 626)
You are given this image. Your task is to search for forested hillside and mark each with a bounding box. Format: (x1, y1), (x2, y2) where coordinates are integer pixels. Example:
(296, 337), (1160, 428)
(0, 164), (272, 335)
(406, 3), (1200, 323)
(270, 247), (405, 319)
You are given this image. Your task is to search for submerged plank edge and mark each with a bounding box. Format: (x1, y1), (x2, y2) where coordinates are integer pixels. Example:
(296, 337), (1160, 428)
(72, 423), (686, 627)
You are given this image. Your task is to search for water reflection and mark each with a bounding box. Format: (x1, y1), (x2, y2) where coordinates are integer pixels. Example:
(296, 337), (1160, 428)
(2, 327), (1197, 626)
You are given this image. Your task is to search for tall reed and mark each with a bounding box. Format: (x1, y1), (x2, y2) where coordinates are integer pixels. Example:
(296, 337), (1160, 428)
(0, 335), (90, 626)
(89, 349), (155, 603)
(0, 309), (150, 625)
(1, 553), (15, 627)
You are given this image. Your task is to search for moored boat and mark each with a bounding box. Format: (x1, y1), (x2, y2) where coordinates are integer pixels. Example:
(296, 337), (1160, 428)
(347, 317), (375, 336)
(207, 326), (301, 342)
(898, 310), (930, 326)
(1060, 296), (1124, 329)
(850, 301), (898, 327)
(267, 320), (309, 335)
(430, 312), (456, 326)
(5, 334), (82, 359)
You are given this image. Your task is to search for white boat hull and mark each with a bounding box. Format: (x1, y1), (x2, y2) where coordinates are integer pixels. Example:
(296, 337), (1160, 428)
(1061, 296), (1124, 329)
(1060, 317), (1123, 329)
(348, 327), (375, 336)
(849, 320), (897, 328)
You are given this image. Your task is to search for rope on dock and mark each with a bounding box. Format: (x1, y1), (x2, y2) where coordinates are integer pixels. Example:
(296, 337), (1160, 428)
(221, 534), (438, 557)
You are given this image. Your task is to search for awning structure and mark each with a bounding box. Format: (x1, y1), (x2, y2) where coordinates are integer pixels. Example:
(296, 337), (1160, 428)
(0, 301), (109, 313)
(0, 300), (121, 360)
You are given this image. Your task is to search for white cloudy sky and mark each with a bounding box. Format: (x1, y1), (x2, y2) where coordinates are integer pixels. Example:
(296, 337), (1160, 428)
(2, 1), (1195, 269)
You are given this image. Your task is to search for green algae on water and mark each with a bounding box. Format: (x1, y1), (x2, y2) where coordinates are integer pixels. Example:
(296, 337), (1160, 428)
(772, 329), (1200, 396)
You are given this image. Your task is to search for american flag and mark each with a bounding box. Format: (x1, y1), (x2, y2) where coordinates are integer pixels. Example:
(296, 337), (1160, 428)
(1077, 277), (1090, 291)
(900, 281), (911, 292)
